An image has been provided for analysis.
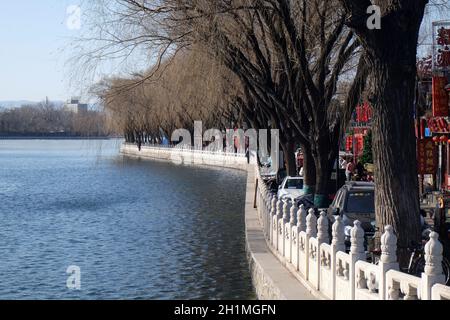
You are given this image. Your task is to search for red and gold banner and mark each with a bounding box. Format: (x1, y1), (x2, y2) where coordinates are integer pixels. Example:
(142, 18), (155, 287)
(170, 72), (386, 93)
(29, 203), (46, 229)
(418, 139), (437, 175)
(432, 76), (449, 117)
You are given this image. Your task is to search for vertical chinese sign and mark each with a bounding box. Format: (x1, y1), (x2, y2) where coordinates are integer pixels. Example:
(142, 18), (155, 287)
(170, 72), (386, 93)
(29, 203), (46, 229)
(433, 21), (450, 73)
(418, 139), (437, 175)
(433, 76), (449, 117)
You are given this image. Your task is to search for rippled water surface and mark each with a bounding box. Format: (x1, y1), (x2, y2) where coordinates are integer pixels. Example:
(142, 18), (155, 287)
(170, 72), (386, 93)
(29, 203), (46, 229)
(0, 140), (255, 300)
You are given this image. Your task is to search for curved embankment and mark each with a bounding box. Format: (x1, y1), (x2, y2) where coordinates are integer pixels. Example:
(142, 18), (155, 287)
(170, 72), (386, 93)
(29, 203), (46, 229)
(120, 144), (319, 300)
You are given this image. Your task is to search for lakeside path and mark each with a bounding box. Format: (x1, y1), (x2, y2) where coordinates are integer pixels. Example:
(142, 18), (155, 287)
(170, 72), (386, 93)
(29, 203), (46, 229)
(120, 143), (318, 300)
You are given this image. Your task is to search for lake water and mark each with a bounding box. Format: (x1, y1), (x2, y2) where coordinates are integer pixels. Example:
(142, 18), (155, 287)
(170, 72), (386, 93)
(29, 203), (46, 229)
(0, 139), (255, 300)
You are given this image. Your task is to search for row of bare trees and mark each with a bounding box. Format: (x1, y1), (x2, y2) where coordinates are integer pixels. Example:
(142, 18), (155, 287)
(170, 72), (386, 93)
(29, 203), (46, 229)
(94, 46), (244, 145)
(81, 0), (443, 265)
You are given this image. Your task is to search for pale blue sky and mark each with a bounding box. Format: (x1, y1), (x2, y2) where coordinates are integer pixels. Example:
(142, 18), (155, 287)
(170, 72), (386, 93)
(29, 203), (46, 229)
(0, 2), (446, 102)
(0, 1), (80, 101)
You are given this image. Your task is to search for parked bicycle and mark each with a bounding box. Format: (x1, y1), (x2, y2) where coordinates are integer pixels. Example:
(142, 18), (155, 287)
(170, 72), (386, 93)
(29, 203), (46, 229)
(368, 230), (450, 286)
(404, 240), (450, 286)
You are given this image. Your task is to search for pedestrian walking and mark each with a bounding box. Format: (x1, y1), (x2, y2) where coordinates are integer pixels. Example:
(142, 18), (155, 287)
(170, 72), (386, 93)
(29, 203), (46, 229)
(345, 160), (354, 181)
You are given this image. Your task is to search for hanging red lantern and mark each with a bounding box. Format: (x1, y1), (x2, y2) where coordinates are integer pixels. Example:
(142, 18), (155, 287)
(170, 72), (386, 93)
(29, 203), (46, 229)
(440, 135), (448, 143)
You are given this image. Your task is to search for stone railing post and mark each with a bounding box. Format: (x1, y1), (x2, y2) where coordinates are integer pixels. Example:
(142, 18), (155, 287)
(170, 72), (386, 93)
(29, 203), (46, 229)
(421, 232), (446, 300)
(332, 216), (346, 253)
(297, 205), (307, 233)
(268, 195), (277, 242)
(318, 211), (330, 245)
(304, 209), (317, 280)
(380, 225), (400, 300)
(282, 199), (291, 223)
(349, 221), (365, 300)
(265, 190), (272, 214)
(290, 202), (298, 226)
(306, 209), (318, 239)
(276, 198), (283, 219)
(285, 201), (298, 263)
(278, 199), (291, 256)
(331, 216), (346, 300)
(262, 190), (270, 238)
(272, 198), (283, 249)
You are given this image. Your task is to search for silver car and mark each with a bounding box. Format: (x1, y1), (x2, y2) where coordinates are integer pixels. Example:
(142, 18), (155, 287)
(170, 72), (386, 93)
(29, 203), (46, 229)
(328, 181), (375, 233)
(277, 176), (305, 200)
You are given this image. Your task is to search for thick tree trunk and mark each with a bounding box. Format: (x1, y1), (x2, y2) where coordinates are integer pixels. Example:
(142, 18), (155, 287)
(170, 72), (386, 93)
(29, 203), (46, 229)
(301, 143), (316, 196)
(313, 136), (332, 208)
(341, 0), (428, 267)
(370, 62), (422, 266)
(281, 140), (297, 177)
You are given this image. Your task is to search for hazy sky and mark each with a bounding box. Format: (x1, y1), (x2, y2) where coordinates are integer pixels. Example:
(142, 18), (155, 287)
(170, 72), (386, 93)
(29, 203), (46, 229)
(0, 2), (447, 102)
(0, 1), (80, 101)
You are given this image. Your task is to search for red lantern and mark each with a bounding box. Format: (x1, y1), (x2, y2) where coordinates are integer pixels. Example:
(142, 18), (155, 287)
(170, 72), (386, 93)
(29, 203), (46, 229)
(440, 135), (448, 143)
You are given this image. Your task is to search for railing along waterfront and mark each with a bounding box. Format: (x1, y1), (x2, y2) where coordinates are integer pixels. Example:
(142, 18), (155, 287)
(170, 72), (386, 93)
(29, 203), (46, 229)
(124, 142), (248, 158)
(254, 166), (449, 300)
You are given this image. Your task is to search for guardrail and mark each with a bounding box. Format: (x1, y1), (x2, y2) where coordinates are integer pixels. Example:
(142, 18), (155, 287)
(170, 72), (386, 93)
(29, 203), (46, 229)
(255, 166), (449, 300)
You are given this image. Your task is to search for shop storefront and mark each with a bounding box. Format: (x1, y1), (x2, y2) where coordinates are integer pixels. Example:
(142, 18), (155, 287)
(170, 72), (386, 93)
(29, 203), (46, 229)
(417, 21), (450, 241)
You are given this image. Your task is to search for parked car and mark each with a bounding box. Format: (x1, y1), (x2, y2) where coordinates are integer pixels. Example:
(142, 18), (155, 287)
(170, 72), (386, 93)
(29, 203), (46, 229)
(327, 182), (376, 249)
(295, 193), (315, 212)
(277, 176), (305, 200)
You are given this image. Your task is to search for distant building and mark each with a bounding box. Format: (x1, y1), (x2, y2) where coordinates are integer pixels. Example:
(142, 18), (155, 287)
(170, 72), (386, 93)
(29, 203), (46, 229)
(63, 97), (88, 114)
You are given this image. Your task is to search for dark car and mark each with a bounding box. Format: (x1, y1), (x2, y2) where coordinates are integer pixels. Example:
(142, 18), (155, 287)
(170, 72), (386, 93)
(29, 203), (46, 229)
(327, 182), (376, 250)
(328, 182), (375, 228)
(296, 193), (315, 213)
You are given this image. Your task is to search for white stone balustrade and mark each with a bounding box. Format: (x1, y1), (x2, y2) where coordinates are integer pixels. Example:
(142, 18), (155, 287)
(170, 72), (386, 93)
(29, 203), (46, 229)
(432, 284), (450, 300)
(253, 165), (449, 301)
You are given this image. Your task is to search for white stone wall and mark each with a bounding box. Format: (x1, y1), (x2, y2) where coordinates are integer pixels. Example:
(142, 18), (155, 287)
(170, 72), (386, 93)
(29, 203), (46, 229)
(120, 144), (249, 171)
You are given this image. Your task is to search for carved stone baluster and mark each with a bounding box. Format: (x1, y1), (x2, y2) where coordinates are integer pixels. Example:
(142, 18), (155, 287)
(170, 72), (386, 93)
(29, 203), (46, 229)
(297, 205), (307, 233)
(332, 216), (346, 253)
(317, 211), (330, 245)
(276, 198), (283, 219)
(270, 196), (277, 217)
(306, 209), (317, 238)
(424, 232), (444, 277)
(282, 199), (291, 223)
(350, 220), (365, 260)
(290, 202), (298, 226)
(379, 225), (399, 300)
(381, 225), (397, 264)
(266, 191), (272, 212)
(422, 231), (446, 300)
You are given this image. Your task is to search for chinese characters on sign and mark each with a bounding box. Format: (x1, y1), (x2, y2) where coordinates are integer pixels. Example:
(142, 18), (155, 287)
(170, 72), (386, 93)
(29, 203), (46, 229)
(355, 102), (373, 123)
(418, 139), (437, 175)
(433, 22), (450, 73)
(432, 76), (449, 117)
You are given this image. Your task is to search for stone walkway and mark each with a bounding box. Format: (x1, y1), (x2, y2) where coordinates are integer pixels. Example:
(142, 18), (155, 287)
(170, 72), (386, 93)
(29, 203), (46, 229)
(245, 167), (319, 300)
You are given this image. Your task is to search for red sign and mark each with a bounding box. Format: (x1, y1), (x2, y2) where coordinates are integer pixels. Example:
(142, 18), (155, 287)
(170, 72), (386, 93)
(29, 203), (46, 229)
(433, 23), (450, 72)
(346, 136), (353, 152)
(432, 76), (449, 117)
(355, 102), (373, 123)
(418, 139), (437, 175)
(354, 134), (364, 157)
(428, 117), (450, 133)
